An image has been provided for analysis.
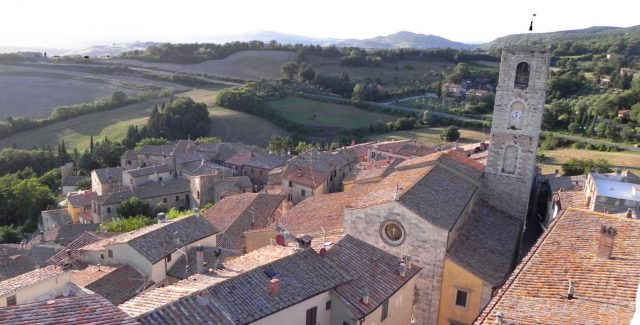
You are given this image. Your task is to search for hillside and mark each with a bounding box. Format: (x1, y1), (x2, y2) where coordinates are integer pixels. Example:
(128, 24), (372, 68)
(485, 25), (640, 49)
(337, 31), (476, 50)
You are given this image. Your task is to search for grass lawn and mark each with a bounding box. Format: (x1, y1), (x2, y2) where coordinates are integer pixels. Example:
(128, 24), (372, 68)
(269, 96), (395, 129)
(538, 148), (640, 175)
(371, 127), (489, 146)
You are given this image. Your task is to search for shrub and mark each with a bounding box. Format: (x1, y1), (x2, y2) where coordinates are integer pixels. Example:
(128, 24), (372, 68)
(101, 215), (155, 233)
(562, 158), (613, 176)
(440, 126), (460, 141)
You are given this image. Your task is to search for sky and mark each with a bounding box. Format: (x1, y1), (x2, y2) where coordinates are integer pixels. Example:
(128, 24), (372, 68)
(1, 0), (639, 49)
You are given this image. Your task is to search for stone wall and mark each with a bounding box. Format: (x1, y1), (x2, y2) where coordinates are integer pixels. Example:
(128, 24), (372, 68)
(344, 201), (449, 325)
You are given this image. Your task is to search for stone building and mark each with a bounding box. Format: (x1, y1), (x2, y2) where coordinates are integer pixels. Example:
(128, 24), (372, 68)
(345, 45), (550, 324)
(481, 46), (550, 222)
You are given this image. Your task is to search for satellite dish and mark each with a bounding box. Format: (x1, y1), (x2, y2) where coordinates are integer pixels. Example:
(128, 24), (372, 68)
(319, 248), (327, 257)
(275, 234), (285, 246)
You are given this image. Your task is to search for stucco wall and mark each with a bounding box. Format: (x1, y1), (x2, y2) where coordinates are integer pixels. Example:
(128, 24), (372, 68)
(0, 272), (71, 307)
(345, 202), (449, 325)
(437, 258), (491, 325)
(253, 291), (332, 325)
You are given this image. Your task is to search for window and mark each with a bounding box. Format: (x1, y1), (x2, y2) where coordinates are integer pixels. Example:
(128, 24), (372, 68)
(502, 145), (518, 175)
(163, 198), (168, 204)
(287, 194), (293, 202)
(126, 160), (131, 165)
(514, 62), (530, 89)
(6, 295), (16, 306)
(100, 254), (104, 260)
(106, 207), (111, 214)
(301, 189), (306, 197)
(305, 306), (317, 325)
(197, 191), (200, 199)
(380, 220), (406, 246)
(108, 249), (113, 258)
(455, 289), (468, 308)
(381, 299), (389, 321)
(325, 300), (332, 310)
(159, 176), (163, 182)
(288, 181), (293, 188)
(166, 254), (171, 262)
(176, 195), (180, 202)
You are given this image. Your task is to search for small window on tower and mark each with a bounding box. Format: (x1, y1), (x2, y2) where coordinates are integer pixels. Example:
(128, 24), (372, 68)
(515, 62), (530, 89)
(502, 145), (518, 175)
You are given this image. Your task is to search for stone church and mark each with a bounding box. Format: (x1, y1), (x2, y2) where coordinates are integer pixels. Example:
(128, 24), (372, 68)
(344, 45), (550, 325)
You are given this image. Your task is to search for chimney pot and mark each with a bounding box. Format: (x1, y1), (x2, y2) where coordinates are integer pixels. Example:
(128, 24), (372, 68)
(567, 280), (576, 300)
(194, 208), (200, 217)
(403, 254), (412, 269)
(596, 225), (617, 259)
(626, 208), (633, 219)
(196, 245), (205, 274)
(399, 262), (406, 278)
(269, 278), (280, 295)
(361, 288), (370, 305)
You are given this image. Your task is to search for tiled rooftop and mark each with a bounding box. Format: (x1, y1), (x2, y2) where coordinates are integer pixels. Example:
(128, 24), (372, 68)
(244, 153), (287, 170)
(66, 190), (98, 207)
(41, 209), (72, 228)
(82, 215), (217, 264)
(0, 265), (66, 297)
(124, 164), (173, 178)
(47, 231), (109, 267)
(119, 245), (297, 318)
(0, 294), (139, 325)
(93, 167), (124, 184)
(136, 248), (349, 325)
(72, 264), (153, 305)
(62, 175), (88, 187)
(349, 167), (431, 209)
(0, 245), (59, 281)
(326, 235), (421, 318)
(476, 208), (640, 324)
(447, 200), (522, 286)
(41, 223), (100, 244)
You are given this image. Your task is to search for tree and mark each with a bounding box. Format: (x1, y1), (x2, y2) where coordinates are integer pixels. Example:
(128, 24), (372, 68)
(194, 137), (222, 144)
(440, 126), (460, 141)
(39, 169), (61, 193)
(352, 83), (366, 101)
(146, 97), (211, 140)
(101, 215), (155, 233)
(267, 135), (293, 155)
(117, 197), (152, 218)
(620, 126), (636, 142)
(567, 122), (581, 134)
(421, 110), (437, 126)
(0, 226), (22, 244)
(280, 62), (299, 80)
(75, 178), (91, 191)
(298, 64), (316, 82)
(110, 91), (128, 105)
(92, 140), (126, 167)
(135, 137), (170, 150)
(10, 178), (56, 230)
(89, 136), (94, 153)
(562, 158), (613, 176)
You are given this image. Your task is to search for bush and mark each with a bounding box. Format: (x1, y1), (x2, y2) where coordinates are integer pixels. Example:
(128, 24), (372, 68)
(562, 158), (613, 176)
(440, 126), (460, 141)
(117, 197), (152, 218)
(166, 207), (193, 220)
(101, 215), (155, 233)
(0, 225), (22, 244)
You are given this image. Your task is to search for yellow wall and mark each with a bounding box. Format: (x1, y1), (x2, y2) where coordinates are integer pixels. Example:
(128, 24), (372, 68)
(67, 205), (81, 223)
(0, 272), (71, 307)
(437, 257), (491, 325)
(245, 229), (278, 253)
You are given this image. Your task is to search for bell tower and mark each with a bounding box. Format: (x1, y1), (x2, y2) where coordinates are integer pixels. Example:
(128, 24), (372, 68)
(481, 45), (550, 221)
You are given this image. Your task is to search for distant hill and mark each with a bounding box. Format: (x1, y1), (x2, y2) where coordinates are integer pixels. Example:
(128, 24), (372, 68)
(0, 45), (68, 56)
(336, 31), (477, 50)
(484, 25), (640, 49)
(62, 42), (161, 57)
(209, 31), (476, 50)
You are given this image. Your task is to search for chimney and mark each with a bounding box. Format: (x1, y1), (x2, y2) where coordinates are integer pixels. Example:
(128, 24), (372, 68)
(626, 208), (634, 219)
(296, 234), (312, 249)
(399, 262), (406, 278)
(567, 280), (576, 300)
(361, 288), (370, 305)
(196, 245), (204, 274)
(269, 278), (280, 295)
(403, 254), (412, 269)
(596, 225), (617, 259)
(194, 208), (200, 218)
(157, 212), (166, 223)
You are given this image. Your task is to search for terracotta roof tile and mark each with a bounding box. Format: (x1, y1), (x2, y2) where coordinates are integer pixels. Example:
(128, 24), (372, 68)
(66, 191), (98, 207)
(326, 235), (421, 318)
(0, 245), (59, 280)
(78, 265), (153, 305)
(47, 231), (108, 266)
(447, 200), (522, 286)
(118, 246), (297, 318)
(0, 294), (139, 325)
(0, 265), (66, 297)
(224, 151), (253, 166)
(349, 167), (431, 209)
(476, 209), (640, 324)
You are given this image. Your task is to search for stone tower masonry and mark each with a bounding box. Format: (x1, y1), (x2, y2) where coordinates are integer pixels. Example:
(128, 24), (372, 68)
(481, 45), (550, 222)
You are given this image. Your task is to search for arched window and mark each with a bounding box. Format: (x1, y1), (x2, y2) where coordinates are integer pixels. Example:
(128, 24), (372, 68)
(502, 145), (518, 174)
(514, 62), (530, 89)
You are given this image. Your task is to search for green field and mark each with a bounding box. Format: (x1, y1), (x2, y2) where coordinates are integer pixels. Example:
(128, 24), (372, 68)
(269, 96), (395, 129)
(306, 55), (453, 91)
(371, 127), (489, 146)
(0, 98), (167, 151)
(538, 148), (640, 175)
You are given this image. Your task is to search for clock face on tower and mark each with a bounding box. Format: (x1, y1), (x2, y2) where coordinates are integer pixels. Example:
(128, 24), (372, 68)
(510, 110), (523, 123)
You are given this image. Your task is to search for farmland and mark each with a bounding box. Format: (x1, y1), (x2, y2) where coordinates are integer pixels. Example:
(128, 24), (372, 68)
(0, 97), (167, 151)
(269, 96), (395, 129)
(0, 63), (188, 119)
(306, 55), (454, 90)
(538, 148), (640, 175)
(371, 127), (489, 146)
(108, 50), (295, 81)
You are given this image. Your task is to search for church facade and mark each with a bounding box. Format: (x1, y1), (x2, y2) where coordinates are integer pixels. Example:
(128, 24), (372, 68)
(344, 46), (550, 325)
